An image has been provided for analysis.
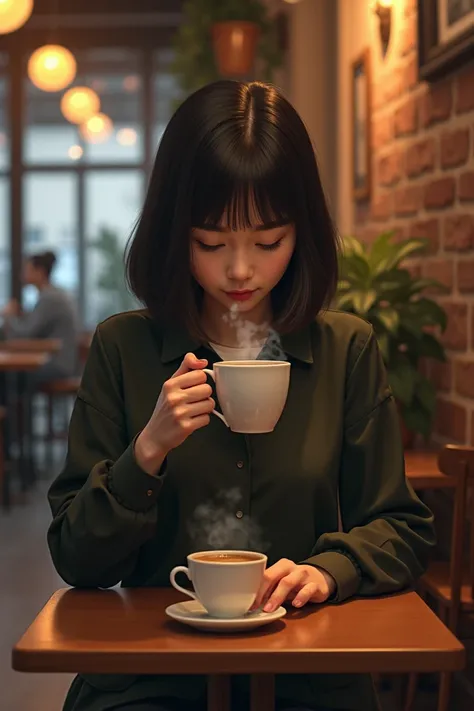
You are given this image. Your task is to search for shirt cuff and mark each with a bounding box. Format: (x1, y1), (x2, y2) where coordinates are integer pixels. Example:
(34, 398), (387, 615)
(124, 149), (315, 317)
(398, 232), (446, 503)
(107, 438), (167, 512)
(302, 551), (361, 602)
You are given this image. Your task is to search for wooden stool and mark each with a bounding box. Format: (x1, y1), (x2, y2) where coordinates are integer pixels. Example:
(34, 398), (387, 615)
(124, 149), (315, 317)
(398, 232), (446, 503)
(405, 444), (474, 711)
(0, 406), (6, 507)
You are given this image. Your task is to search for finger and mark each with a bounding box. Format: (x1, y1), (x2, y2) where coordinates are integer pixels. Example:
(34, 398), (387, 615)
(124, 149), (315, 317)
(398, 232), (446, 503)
(183, 413), (211, 433)
(174, 399), (215, 420)
(292, 583), (321, 608)
(252, 559), (295, 610)
(171, 369), (208, 390)
(183, 383), (213, 403)
(171, 352), (208, 379)
(263, 569), (306, 612)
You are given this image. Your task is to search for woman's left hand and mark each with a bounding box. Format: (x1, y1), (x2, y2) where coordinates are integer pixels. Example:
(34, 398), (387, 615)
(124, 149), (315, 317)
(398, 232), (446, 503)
(252, 558), (337, 613)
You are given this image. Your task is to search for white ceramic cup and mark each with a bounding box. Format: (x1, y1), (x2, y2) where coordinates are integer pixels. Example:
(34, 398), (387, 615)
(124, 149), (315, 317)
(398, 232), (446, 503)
(203, 360), (290, 433)
(170, 550), (267, 618)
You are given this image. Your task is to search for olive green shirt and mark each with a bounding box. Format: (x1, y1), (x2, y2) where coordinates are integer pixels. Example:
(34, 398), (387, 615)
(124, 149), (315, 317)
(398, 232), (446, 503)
(47, 309), (435, 711)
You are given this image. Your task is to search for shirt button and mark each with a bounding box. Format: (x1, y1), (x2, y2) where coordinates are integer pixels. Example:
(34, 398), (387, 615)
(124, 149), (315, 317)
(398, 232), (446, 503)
(235, 510), (244, 519)
(236, 461), (244, 469)
(146, 489), (153, 497)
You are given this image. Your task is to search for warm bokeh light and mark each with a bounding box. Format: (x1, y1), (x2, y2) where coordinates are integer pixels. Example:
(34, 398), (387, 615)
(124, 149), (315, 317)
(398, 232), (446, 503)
(61, 87), (100, 124)
(68, 145), (83, 160)
(79, 113), (113, 144)
(28, 45), (77, 92)
(116, 127), (137, 146)
(0, 0), (33, 35)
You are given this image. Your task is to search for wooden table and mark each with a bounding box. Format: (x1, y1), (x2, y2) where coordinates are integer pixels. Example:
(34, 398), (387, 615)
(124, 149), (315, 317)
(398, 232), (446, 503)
(405, 450), (454, 490)
(0, 338), (62, 354)
(12, 587), (465, 711)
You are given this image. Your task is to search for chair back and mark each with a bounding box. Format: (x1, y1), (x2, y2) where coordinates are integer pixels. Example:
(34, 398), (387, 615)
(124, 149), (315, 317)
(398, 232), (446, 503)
(437, 444), (474, 631)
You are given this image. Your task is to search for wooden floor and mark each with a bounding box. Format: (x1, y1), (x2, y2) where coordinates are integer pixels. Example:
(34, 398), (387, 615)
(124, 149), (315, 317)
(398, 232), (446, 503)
(1, 469), (472, 711)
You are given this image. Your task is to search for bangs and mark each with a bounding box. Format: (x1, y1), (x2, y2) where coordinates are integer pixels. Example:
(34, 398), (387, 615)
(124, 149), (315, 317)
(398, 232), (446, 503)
(190, 164), (294, 231)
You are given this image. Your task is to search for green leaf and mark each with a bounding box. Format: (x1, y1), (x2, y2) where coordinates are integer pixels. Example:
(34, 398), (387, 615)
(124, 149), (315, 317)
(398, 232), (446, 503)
(409, 298), (448, 330)
(376, 332), (390, 362)
(376, 307), (399, 334)
(352, 289), (377, 315)
(406, 278), (449, 297)
(417, 333), (446, 361)
(342, 254), (372, 288)
(415, 378), (436, 415)
(388, 359), (418, 405)
(383, 238), (428, 271)
(340, 235), (366, 257)
(401, 406), (432, 439)
(367, 231), (393, 269)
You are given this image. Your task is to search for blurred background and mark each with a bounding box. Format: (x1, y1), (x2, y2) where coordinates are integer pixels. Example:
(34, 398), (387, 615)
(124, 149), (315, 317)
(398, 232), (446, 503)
(1, 0), (474, 709)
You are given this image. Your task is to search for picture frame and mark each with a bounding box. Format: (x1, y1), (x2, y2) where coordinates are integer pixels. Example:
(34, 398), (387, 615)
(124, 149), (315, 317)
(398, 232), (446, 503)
(351, 48), (371, 202)
(418, 0), (474, 81)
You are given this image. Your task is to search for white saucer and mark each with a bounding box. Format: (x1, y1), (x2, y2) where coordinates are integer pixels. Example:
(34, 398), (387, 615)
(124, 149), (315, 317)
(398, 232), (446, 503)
(165, 600), (287, 632)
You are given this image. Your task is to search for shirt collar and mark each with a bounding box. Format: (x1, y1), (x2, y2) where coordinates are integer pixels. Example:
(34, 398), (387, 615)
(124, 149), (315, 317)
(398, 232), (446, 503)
(160, 323), (314, 365)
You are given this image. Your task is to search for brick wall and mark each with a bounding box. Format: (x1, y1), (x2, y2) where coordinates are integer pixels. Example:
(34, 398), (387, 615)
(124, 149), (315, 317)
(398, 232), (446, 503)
(354, 0), (474, 445)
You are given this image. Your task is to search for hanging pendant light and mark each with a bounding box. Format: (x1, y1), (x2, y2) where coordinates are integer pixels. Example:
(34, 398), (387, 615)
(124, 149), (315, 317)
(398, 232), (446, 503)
(28, 44), (76, 92)
(61, 87), (100, 124)
(0, 0), (33, 35)
(80, 113), (113, 144)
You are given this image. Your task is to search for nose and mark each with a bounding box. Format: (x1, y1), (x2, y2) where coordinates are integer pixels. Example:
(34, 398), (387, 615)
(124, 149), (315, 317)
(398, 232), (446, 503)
(226, 249), (254, 283)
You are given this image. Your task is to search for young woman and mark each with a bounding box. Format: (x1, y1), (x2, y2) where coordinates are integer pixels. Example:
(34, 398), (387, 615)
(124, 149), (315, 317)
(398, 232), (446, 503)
(1, 251), (79, 383)
(47, 81), (435, 711)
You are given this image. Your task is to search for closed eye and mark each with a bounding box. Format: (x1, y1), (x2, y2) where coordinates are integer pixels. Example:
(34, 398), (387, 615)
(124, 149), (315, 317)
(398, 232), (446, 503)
(195, 241), (224, 252)
(256, 239), (283, 251)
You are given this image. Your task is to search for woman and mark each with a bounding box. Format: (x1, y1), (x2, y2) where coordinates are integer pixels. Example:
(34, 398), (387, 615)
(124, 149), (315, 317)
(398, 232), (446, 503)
(1, 251), (79, 383)
(47, 81), (435, 711)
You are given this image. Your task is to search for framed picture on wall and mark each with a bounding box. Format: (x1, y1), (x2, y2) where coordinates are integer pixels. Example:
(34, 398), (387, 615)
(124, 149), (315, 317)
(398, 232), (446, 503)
(418, 0), (474, 80)
(351, 49), (371, 202)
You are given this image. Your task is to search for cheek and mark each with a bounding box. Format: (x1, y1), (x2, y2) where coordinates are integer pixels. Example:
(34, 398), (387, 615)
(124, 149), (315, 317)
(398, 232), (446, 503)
(191, 250), (217, 287)
(264, 245), (295, 282)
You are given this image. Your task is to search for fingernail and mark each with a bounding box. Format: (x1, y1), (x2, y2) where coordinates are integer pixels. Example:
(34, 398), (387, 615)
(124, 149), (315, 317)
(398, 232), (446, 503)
(263, 602), (273, 612)
(293, 599), (303, 607)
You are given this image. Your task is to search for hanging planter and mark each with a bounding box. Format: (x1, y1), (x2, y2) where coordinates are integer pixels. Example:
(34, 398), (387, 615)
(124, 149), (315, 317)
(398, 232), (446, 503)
(211, 21), (261, 76)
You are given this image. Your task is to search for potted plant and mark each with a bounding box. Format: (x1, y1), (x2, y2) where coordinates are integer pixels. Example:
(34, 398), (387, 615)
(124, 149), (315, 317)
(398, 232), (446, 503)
(172, 0), (283, 94)
(335, 232), (448, 447)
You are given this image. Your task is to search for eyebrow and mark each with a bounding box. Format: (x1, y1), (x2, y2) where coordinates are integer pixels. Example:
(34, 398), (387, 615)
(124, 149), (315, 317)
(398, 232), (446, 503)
(194, 219), (290, 233)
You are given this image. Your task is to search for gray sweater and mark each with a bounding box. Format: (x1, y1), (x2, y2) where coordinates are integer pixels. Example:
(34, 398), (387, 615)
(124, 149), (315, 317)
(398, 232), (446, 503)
(6, 286), (79, 375)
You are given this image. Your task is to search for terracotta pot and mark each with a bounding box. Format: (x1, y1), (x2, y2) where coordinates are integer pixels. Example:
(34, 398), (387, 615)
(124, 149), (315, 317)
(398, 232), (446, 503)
(211, 21), (261, 76)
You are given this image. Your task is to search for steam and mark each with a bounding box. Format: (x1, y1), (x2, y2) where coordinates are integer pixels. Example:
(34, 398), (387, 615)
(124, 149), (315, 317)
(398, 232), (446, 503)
(188, 487), (269, 552)
(222, 304), (287, 361)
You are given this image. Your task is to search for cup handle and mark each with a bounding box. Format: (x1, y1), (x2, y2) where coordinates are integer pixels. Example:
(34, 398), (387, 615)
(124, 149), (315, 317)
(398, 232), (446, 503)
(170, 565), (197, 601)
(202, 368), (229, 428)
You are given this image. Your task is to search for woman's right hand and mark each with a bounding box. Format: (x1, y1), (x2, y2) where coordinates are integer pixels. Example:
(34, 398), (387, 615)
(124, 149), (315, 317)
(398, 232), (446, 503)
(134, 353), (214, 474)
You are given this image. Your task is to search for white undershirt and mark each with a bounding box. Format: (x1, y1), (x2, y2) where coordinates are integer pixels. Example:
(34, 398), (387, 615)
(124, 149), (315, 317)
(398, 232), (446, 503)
(210, 342), (265, 361)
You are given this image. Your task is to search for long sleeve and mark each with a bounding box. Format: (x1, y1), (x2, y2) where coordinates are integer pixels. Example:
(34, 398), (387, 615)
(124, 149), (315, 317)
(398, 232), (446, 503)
(303, 328), (436, 602)
(47, 324), (166, 589)
(5, 295), (53, 338)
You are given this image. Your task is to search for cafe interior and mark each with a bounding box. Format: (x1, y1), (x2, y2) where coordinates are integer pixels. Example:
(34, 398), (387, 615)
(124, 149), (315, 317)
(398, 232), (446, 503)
(1, 0), (474, 709)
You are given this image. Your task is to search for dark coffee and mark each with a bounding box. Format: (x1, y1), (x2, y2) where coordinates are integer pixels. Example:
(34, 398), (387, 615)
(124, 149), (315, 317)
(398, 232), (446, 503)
(195, 553), (260, 563)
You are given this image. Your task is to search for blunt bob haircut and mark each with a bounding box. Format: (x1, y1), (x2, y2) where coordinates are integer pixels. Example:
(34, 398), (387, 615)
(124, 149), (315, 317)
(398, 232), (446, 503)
(126, 80), (338, 342)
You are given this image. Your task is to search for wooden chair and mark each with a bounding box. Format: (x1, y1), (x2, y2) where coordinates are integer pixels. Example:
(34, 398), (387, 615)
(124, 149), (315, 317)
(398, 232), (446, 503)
(37, 333), (92, 461)
(0, 406), (5, 506)
(405, 443), (474, 711)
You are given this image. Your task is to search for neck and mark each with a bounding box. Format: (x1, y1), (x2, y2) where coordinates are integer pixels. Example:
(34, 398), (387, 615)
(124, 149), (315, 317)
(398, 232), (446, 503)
(201, 295), (272, 348)
(36, 280), (50, 292)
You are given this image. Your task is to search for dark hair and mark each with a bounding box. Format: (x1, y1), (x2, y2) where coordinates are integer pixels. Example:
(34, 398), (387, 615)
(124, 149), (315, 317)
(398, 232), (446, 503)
(126, 80), (339, 341)
(29, 251), (57, 279)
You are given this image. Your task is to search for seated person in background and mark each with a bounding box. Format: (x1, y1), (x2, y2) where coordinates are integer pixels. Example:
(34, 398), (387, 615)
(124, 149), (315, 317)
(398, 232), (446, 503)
(1, 251), (79, 385)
